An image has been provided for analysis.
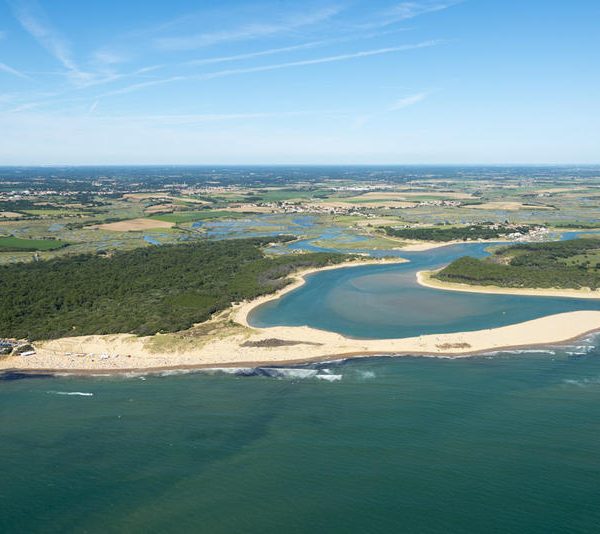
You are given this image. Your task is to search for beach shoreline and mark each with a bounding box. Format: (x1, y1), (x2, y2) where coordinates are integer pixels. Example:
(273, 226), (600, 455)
(2, 324), (599, 377)
(399, 239), (509, 251)
(3, 258), (600, 375)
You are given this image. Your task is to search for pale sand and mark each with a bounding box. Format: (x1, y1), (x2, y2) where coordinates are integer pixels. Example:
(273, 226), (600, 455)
(3, 257), (600, 373)
(0, 211), (24, 218)
(225, 205), (276, 213)
(417, 270), (600, 299)
(400, 239), (502, 251)
(465, 202), (554, 211)
(94, 218), (175, 231)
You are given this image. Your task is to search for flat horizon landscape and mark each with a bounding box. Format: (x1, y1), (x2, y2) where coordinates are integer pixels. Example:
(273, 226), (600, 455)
(2, 0), (600, 532)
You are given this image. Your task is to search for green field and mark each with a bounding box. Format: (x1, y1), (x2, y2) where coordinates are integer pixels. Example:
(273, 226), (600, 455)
(0, 236), (69, 252)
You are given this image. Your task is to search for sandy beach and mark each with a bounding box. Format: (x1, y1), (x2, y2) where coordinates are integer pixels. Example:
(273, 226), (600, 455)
(417, 270), (600, 299)
(3, 310), (600, 374)
(400, 239), (509, 251)
(2, 254), (600, 374)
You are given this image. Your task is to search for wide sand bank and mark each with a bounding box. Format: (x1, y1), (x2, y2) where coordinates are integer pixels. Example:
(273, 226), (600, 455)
(3, 259), (600, 374)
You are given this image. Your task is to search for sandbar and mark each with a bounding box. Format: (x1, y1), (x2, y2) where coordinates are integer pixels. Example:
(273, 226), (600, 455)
(2, 257), (600, 374)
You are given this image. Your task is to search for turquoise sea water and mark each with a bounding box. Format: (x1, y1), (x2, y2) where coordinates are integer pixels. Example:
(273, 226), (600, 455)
(4, 238), (600, 532)
(2, 346), (600, 533)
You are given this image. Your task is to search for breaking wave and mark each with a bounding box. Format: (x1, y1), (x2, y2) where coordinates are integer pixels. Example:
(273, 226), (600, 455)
(47, 391), (94, 397)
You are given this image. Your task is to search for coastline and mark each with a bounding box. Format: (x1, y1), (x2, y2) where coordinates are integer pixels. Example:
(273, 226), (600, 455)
(417, 269), (600, 299)
(400, 239), (509, 252)
(3, 258), (600, 375)
(3, 309), (600, 374)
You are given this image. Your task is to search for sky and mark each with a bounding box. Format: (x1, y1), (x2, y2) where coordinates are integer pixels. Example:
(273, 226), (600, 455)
(0, 0), (599, 165)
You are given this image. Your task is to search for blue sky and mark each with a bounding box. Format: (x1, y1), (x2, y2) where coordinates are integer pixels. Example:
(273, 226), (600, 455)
(0, 0), (599, 164)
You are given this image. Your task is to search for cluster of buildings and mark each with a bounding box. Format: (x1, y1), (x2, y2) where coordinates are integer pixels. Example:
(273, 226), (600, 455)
(0, 339), (36, 357)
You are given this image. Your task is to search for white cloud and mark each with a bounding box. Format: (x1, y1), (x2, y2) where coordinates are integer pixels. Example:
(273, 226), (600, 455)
(389, 92), (429, 110)
(0, 61), (30, 79)
(10, 0), (91, 83)
(361, 1), (460, 29)
(104, 40), (441, 97)
(387, 1), (459, 21)
(154, 6), (342, 51)
(187, 41), (326, 66)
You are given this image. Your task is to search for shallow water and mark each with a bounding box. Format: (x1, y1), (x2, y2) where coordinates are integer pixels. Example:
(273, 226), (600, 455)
(2, 344), (600, 533)
(250, 242), (600, 338)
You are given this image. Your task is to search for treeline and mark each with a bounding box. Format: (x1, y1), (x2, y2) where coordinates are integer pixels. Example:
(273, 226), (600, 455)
(0, 238), (347, 340)
(384, 224), (532, 242)
(435, 238), (600, 289)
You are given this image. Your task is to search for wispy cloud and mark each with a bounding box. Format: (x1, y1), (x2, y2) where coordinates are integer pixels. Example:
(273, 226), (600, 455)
(103, 40), (441, 97)
(111, 110), (338, 125)
(0, 61), (31, 79)
(353, 91), (432, 128)
(389, 91), (429, 110)
(10, 0), (90, 83)
(361, 1), (460, 29)
(155, 6), (342, 51)
(187, 41), (326, 66)
(387, 1), (460, 21)
(199, 41), (442, 80)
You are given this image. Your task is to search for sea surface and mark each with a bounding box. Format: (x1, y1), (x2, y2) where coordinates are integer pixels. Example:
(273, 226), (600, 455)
(2, 345), (600, 533)
(4, 237), (600, 532)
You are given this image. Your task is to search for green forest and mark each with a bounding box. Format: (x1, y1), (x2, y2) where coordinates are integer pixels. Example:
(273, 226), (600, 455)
(435, 238), (600, 289)
(0, 238), (346, 340)
(384, 224), (532, 242)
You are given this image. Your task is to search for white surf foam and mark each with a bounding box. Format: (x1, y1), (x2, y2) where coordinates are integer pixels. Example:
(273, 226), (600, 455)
(48, 391), (94, 397)
(316, 374), (342, 382)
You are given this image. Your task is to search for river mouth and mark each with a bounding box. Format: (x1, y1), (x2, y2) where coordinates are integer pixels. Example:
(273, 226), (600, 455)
(249, 241), (600, 339)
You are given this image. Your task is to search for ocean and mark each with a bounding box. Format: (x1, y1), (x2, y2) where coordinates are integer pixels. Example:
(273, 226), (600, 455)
(2, 343), (600, 533)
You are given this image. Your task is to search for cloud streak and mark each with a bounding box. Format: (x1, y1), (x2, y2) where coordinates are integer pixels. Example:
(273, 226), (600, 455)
(389, 91), (429, 110)
(154, 6), (342, 51)
(0, 61), (31, 79)
(104, 40), (442, 97)
(361, 1), (460, 29)
(10, 0), (90, 82)
(187, 41), (327, 66)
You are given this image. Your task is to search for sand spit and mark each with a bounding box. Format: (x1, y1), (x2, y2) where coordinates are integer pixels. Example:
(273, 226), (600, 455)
(3, 258), (600, 374)
(417, 270), (600, 299)
(399, 240), (505, 252)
